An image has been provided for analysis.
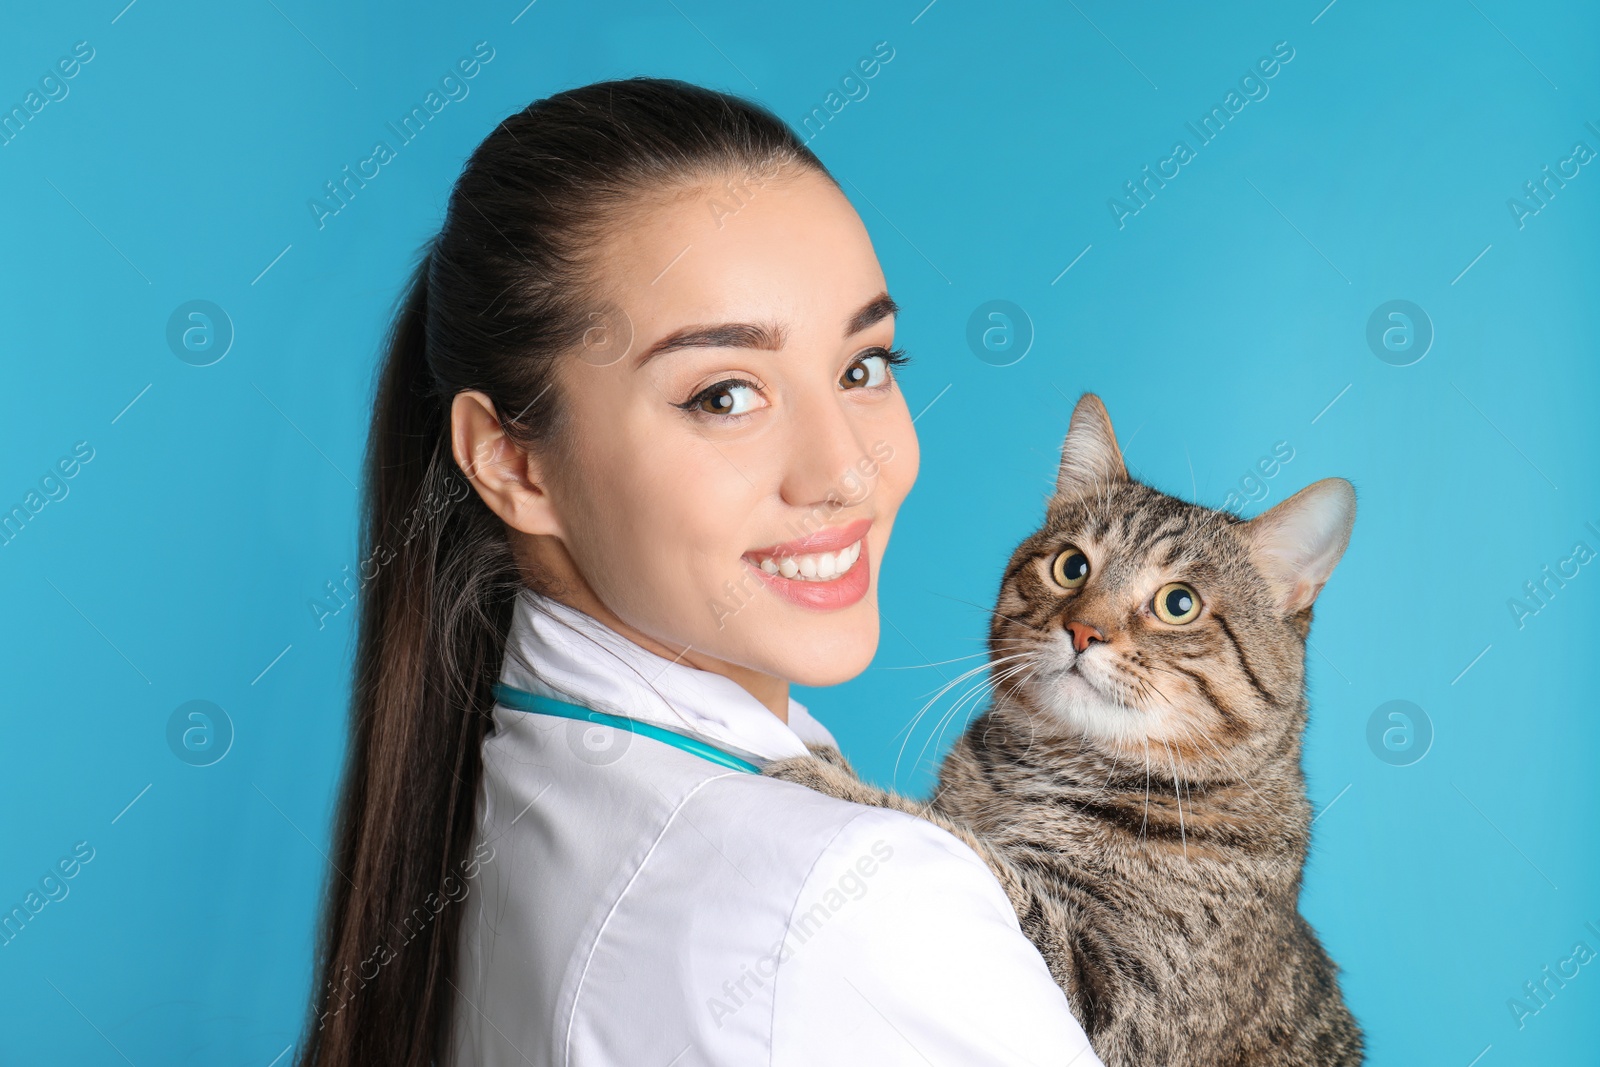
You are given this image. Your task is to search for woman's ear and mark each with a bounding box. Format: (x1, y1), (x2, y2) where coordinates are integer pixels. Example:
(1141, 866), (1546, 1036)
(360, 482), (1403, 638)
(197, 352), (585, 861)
(450, 390), (563, 537)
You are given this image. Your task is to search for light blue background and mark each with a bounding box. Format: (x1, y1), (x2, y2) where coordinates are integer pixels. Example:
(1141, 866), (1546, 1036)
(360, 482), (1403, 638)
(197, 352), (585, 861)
(2, 1), (1596, 1063)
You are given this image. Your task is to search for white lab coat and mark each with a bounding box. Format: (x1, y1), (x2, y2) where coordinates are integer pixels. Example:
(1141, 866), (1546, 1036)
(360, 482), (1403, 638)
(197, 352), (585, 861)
(449, 591), (1104, 1066)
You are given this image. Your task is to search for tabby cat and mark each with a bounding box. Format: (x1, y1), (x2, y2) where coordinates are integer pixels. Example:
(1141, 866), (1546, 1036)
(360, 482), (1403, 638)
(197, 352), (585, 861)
(765, 393), (1363, 1066)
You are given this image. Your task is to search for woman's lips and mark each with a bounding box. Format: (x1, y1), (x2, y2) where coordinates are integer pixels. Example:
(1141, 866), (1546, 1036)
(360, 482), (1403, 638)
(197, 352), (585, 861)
(742, 518), (872, 611)
(745, 518), (872, 558)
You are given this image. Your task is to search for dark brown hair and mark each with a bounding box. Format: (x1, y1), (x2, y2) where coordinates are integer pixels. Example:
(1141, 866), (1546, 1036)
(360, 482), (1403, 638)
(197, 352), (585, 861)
(296, 78), (829, 1067)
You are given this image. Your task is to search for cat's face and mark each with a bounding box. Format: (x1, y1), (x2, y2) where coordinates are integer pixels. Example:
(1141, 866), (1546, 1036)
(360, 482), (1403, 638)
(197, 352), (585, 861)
(989, 394), (1355, 774)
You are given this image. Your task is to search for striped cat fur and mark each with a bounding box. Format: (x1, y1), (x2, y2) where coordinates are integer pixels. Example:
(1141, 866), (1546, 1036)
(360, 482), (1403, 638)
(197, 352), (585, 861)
(765, 393), (1363, 1066)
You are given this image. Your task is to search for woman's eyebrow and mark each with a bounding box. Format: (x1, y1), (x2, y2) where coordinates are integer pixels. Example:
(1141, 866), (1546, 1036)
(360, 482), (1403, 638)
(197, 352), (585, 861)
(635, 321), (784, 366)
(846, 292), (898, 335)
(633, 291), (898, 367)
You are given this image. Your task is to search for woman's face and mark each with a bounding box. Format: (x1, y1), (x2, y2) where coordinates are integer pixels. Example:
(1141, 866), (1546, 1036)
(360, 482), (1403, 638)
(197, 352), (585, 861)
(531, 167), (919, 689)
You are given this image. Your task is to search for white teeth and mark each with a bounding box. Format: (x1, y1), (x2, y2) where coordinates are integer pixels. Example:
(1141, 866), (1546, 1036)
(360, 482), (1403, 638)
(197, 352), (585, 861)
(753, 539), (864, 582)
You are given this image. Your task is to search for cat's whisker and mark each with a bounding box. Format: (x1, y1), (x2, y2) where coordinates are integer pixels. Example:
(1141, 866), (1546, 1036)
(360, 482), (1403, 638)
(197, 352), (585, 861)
(1160, 736), (1189, 859)
(1141, 737), (1152, 842)
(1163, 714), (1280, 815)
(879, 651), (994, 671)
(993, 670), (1045, 746)
(926, 590), (1035, 632)
(898, 654), (1030, 731)
(924, 689), (995, 770)
(894, 653), (1036, 784)
(918, 659), (1037, 771)
(918, 681), (993, 772)
(1125, 664), (1280, 813)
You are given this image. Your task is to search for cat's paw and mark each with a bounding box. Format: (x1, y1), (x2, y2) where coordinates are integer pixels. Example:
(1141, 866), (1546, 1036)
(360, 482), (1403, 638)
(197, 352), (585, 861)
(805, 743), (856, 774)
(762, 749), (875, 803)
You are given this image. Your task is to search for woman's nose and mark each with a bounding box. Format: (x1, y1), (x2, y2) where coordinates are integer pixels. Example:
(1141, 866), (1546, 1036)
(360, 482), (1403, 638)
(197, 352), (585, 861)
(778, 388), (874, 513)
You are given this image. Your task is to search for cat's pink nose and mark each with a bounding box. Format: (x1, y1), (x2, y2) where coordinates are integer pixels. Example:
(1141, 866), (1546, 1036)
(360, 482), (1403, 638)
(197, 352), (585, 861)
(1065, 620), (1105, 653)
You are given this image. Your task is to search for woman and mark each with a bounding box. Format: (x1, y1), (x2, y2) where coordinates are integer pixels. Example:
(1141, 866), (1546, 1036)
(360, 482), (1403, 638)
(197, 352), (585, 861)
(298, 78), (1103, 1067)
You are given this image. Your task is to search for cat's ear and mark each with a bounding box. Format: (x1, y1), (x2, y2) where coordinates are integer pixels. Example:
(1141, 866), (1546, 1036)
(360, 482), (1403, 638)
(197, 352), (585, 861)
(1242, 478), (1356, 615)
(1055, 393), (1128, 501)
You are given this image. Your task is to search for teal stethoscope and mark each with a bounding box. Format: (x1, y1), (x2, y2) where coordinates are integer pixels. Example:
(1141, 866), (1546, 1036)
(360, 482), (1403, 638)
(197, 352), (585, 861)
(492, 683), (762, 775)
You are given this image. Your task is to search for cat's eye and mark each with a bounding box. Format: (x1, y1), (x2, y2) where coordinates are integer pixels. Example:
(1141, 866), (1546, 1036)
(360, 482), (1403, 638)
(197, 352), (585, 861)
(1051, 546), (1090, 590)
(1153, 582), (1201, 624)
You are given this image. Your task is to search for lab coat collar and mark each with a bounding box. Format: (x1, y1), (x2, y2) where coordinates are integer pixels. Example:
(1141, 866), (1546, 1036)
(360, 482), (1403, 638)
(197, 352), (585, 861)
(498, 590), (836, 766)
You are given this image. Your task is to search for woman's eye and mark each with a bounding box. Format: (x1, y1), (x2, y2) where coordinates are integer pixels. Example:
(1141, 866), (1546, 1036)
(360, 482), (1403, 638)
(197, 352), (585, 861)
(1051, 545), (1090, 589)
(840, 347), (907, 390)
(682, 380), (764, 417)
(1152, 582), (1201, 624)
(841, 354), (888, 390)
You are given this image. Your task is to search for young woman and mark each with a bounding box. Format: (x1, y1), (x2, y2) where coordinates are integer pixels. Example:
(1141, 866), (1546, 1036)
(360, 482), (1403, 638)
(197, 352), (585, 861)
(298, 78), (1103, 1067)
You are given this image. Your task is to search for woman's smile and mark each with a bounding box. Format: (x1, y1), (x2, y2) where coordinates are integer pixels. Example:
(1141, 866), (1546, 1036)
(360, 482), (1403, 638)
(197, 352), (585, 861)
(743, 517), (872, 610)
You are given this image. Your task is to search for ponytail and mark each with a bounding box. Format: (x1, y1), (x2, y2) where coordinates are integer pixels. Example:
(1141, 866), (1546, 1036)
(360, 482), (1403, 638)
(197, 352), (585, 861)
(298, 253), (520, 1066)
